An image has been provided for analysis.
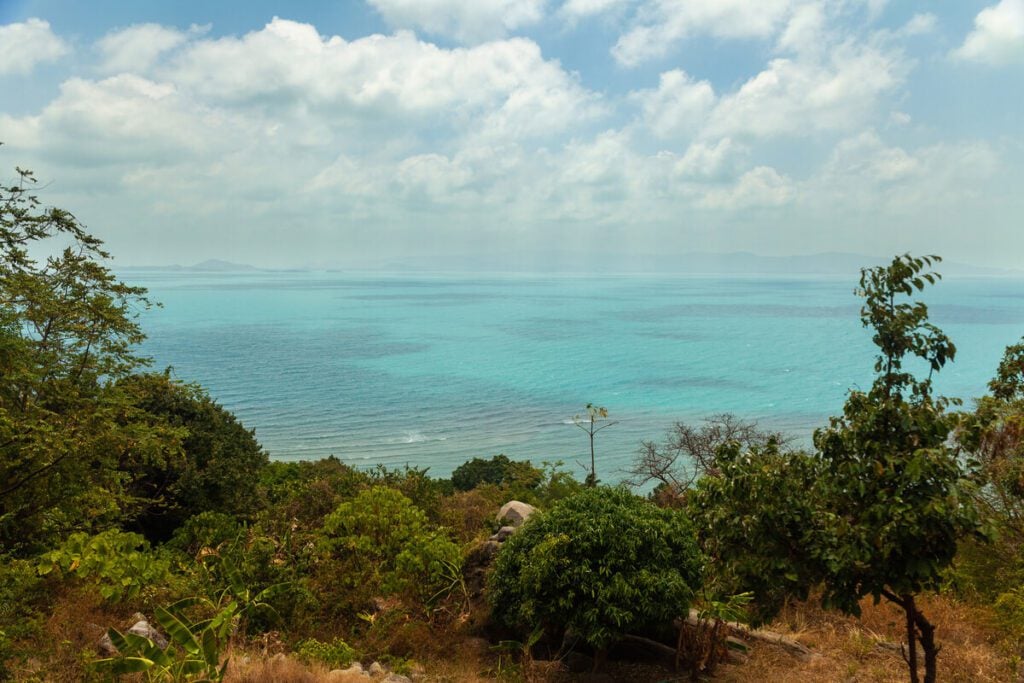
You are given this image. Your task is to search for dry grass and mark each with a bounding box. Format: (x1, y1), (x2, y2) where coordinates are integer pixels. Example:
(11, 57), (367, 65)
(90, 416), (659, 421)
(716, 594), (1017, 683)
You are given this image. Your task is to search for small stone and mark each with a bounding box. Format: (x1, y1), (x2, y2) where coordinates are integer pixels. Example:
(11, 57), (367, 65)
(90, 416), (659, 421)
(383, 675), (411, 683)
(368, 661), (386, 676)
(488, 525), (517, 542)
(127, 619), (168, 650)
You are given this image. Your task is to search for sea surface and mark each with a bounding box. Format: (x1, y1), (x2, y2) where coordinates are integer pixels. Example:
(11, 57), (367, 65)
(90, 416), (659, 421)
(122, 270), (1024, 481)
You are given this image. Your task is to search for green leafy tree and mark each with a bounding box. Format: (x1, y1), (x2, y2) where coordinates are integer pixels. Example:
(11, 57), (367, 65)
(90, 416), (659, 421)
(811, 254), (985, 683)
(688, 441), (826, 624)
(0, 156), (174, 551)
(118, 372), (268, 541)
(488, 487), (702, 660)
(450, 454), (542, 492)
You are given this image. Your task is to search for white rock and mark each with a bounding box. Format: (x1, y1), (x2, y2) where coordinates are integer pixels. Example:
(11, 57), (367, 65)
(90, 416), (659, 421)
(497, 500), (536, 526)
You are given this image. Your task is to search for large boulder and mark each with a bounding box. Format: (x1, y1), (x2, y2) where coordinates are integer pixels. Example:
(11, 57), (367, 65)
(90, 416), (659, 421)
(496, 501), (536, 527)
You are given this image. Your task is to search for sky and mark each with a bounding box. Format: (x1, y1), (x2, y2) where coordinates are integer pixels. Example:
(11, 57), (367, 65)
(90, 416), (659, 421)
(0, 0), (1022, 269)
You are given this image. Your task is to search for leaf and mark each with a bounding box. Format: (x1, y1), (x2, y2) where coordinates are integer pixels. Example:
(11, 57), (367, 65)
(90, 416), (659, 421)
(155, 606), (201, 655)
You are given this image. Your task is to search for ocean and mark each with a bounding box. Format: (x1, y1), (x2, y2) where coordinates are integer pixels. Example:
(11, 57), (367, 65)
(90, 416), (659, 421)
(122, 270), (1024, 481)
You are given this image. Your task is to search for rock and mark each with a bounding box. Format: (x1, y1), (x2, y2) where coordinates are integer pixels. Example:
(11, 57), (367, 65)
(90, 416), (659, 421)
(488, 526), (517, 542)
(368, 661), (386, 676)
(98, 616), (168, 655)
(97, 633), (117, 656)
(497, 501), (536, 527)
(383, 675), (412, 683)
(127, 619), (168, 649)
(327, 665), (372, 682)
(459, 636), (492, 660)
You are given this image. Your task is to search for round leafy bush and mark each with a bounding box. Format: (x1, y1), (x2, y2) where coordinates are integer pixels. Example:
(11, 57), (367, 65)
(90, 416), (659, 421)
(488, 486), (703, 650)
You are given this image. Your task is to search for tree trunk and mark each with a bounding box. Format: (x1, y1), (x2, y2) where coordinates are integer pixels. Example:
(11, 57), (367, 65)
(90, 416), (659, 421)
(904, 594), (919, 683)
(913, 606), (939, 683)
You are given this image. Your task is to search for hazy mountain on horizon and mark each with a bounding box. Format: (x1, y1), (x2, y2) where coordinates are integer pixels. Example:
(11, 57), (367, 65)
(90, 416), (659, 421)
(118, 252), (1022, 277)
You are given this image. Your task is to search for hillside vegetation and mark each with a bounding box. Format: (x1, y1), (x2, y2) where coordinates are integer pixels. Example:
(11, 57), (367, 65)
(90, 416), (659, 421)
(3, 162), (1024, 682)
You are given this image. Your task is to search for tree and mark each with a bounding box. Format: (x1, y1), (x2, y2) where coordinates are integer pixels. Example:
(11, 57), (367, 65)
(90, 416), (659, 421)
(0, 156), (172, 550)
(988, 336), (1024, 401)
(117, 371), (269, 542)
(488, 487), (702, 660)
(628, 413), (789, 496)
(572, 403), (616, 487)
(811, 254), (985, 683)
(450, 454), (542, 492)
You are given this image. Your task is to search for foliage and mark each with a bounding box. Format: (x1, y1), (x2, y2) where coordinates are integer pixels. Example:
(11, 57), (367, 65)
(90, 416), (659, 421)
(367, 465), (452, 524)
(118, 372), (268, 541)
(0, 158), (173, 551)
(989, 337), (1024, 401)
(451, 454), (542, 492)
(321, 487), (462, 608)
(688, 442), (826, 624)
(810, 255), (984, 683)
(97, 597), (237, 682)
(37, 530), (174, 603)
(488, 486), (703, 651)
(629, 413), (789, 496)
(167, 512), (242, 557)
(295, 637), (357, 669)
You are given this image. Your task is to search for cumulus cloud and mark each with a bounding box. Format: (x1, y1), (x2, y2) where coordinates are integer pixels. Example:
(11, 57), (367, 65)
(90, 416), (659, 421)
(704, 42), (906, 138)
(162, 19), (602, 141)
(631, 69), (715, 140)
(699, 166), (794, 209)
(97, 23), (205, 74)
(612, 0), (795, 66)
(952, 0), (1024, 65)
(0, 18), (69, 76)
(366, 0), (545, 43)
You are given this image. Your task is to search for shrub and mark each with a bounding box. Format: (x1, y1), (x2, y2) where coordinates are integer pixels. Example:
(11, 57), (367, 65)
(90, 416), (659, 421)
(295, 637), (357, 668)
(321, 487), (462, 608)
(488, 486), (703, 651)
(451, 455), (542, 492)
(36, 529), (174, 603)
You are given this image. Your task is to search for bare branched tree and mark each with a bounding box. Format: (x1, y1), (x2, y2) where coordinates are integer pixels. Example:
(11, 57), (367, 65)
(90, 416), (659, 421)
(627, 414), (790, 496)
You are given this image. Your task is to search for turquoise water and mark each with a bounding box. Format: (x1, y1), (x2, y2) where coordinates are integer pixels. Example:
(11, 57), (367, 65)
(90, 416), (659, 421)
(123, 271), (1024, 480)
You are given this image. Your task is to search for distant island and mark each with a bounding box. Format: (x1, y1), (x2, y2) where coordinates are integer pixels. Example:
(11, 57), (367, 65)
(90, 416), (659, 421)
(119, 252), (1024, 278)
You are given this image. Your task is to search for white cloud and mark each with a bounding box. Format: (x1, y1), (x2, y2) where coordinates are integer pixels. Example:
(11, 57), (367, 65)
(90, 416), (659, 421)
(97, 23), (205, 74)
(612, 0), (797, 66)
(163, 19), (602, 140)
(901, 13), (937, 37)
(632, 69), (715, 140)
(366, 0), (546, 43)
(673, 138), (746, 180)
(704, 42), (906, 138)
(0, 18), (69, 76)
(952, 0), (1024, 65)
(699, 166), (794, 209)
(560, 0), (632, 20)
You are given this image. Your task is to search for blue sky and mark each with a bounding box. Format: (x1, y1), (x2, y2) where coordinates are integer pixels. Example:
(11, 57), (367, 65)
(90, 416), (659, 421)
(0, 0), (1021, 269)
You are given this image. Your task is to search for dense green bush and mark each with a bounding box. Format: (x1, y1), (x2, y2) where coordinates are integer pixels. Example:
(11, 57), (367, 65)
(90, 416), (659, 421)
(36, 529), (175, 603)
(321, 487), (462, 608)
(488, 486), (702, 651)
(688, 442), (825, 624)
(118, 372), (268, 541)
(451, 455), (542, 492)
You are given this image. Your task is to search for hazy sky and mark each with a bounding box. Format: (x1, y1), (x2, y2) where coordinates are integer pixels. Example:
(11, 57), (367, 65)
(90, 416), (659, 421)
(0, 0), (1022, 268)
